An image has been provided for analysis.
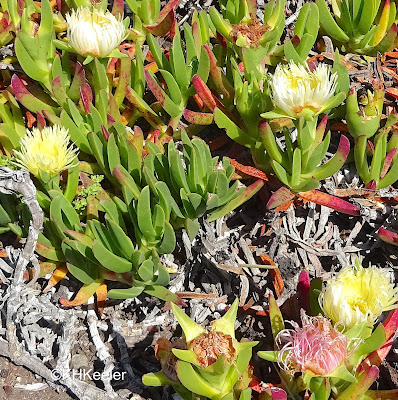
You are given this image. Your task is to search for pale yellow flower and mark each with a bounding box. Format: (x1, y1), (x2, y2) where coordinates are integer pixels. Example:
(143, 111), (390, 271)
(13, 126), (78, 177)
(66, 7), (127, 58)
(270, 62), (338, 118)
(320, 262), (398, 330)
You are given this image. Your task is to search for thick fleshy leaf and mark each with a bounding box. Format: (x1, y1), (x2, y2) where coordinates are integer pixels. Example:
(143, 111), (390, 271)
(113, 164), (141, 199)
(360, 309), (398, 370)
(309, 135), (350, 181)
(370, 23), (397, 55)
(349, 324), (386, 364)
(374, 0), (392, 44)
(298, 190), (360, 216)
(11, 75), (57, 114)
(36, 235), (65, 261)
(172, 349), (201, 366)
(211, 298), (238, 338)
(380, 148), (397, 178)
(214, 108), (255, 148)
(203, 44), (234, 101)
(171, 302), (206, 343)
(176, 360), (220, 398)
(315, 0), (349, 42)
(192, 74), (217, 112)
(145, 70), (182, 118)
(229, 158), (268, 180)
(144, 286), (181, 303)
(363, 389), (398, 400)
(145, 9), (175, 36)
(378, 227), (398, 245)
(43, 264), (68, 293)
(297, 270), (310, 313)
(266, 187), (295, 210)
(80, 83), (93, 114)
(125, 86), (165, 129)
(111, 0), (124, 17)
(142, 371), (175, 386)
(336, 366), (379, 400)
(92, 240), (133, 273)
(67, 62), (85, 101)
(183, 109), (214, 125)
(257, 350), (279, 362)
(207, 179), (263, 222)
(269, 293), (284, 340)
(95, 282), (107, 314)
(107, 286), (145, 299)
(60, 280), (102, 307)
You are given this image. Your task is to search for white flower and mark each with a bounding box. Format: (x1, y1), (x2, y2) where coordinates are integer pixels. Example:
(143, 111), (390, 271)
(13, 125), (78, 177)
(320, 262), (398, 330)
(270, 62), (338, 118)
(66, 7), (127, 58)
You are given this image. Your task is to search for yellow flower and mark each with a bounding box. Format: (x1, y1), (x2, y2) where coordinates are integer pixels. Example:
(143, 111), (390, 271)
(320, 261), (398, 330)
(270, 62), (338, 119)
(13, 126), (78, 177)
(66, 7), (127, 58)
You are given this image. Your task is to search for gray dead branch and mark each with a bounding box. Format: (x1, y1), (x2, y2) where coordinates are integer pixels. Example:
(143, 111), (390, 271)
(0, 167), (141, 400)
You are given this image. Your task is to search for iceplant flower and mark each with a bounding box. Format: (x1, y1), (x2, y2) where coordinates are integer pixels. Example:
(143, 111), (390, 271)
(263, 62), (342, 120)
(143, 299), (258, 400)
(320, 260), (398, 330)
(66, 7), (127, 58)
(13, 125), (78, 177)
(276, 309), (348, 376)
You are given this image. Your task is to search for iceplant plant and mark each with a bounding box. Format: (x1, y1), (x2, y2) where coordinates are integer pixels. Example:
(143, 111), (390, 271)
(258, 62), (351, 199)
(143, 299), (258, 400)
(320, 259), (398, 331)
(62, 7), (128, 63)
(13, 125), (78, 186)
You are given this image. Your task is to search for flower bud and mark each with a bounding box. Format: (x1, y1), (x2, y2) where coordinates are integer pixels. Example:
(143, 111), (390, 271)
(346, 80), (384, 139)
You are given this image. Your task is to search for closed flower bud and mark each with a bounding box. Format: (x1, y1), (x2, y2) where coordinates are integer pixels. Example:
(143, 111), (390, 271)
(346, 80), (384, 139)
(320, 260), (398, 330)
(66, 7), (127, 58)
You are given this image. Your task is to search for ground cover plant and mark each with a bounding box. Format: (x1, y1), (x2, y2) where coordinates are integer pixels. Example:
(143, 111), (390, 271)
(0, 0), (397, 399)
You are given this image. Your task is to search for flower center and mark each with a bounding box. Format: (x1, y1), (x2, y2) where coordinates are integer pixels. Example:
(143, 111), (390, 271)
(189, 331), (236, 368)
(91, 14), (111, 27)
(229, 20), (270, 48)
(347, 296), (369, 314)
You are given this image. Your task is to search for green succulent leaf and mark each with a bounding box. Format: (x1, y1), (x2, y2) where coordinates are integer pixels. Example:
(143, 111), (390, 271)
(92, 239), (133, 273)
(107, 286), (145, 299)
(176, 360), (220, 399)
(171, 302), (206, 343)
